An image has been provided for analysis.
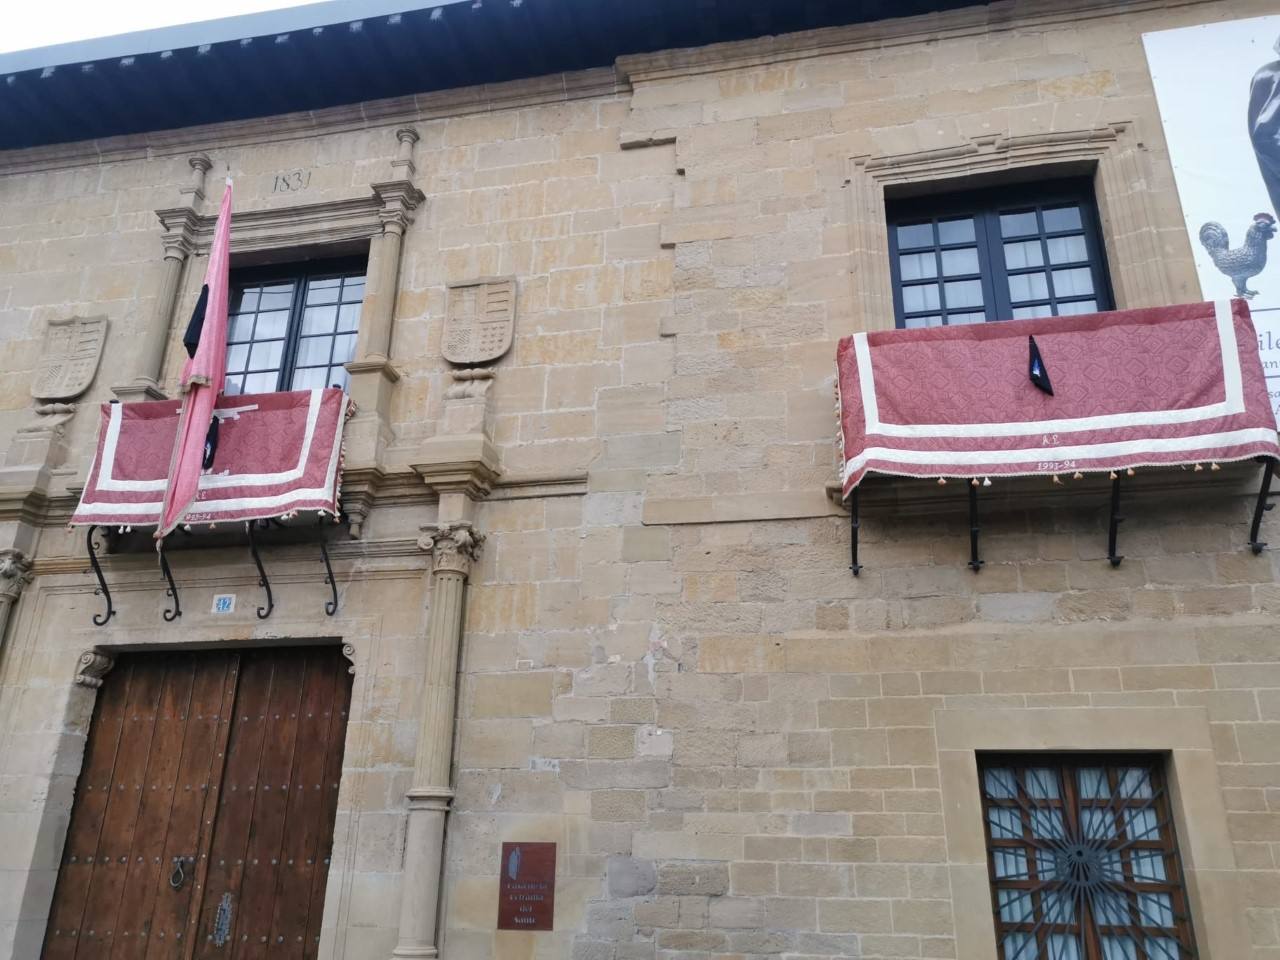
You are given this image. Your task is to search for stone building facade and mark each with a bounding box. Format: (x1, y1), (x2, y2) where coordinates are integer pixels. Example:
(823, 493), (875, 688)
(0, 1), (1278, 959)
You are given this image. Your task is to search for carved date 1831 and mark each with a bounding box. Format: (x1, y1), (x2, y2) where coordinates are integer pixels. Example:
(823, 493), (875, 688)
(272, 169), (312, 193)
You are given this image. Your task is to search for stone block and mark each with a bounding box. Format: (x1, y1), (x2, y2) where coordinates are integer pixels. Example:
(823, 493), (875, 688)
(471, 672), (555, 718)
(588, 725), (637, 759)
(607, 855), (657, 898)
(656, 860), (729, 896)
(592, 789), (647, 822)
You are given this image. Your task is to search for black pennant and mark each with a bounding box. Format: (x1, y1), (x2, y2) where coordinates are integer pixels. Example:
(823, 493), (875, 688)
(183, 283), (210, 359)
(1028, 335), (1053, 396)
(202, 417), (220, 470)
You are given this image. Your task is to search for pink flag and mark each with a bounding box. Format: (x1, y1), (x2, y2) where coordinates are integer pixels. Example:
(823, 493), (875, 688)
(156, 178), (233, 541)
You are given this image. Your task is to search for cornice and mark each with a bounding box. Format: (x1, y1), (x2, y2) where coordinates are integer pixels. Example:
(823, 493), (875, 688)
(616, 0), (1215, 85)
(0, 67), (624, 177)
(186, 195), (386, 256)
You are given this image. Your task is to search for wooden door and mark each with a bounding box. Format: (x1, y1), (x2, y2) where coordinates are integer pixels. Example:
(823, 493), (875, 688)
(42, 646), (352, 960)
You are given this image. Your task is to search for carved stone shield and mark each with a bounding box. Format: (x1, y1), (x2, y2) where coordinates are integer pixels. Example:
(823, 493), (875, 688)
(442, 278), (515, 365)
(31, 315), (107, 401)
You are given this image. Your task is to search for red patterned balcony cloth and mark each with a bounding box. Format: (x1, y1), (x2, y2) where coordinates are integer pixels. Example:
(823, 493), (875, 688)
(837, 300), (1280, 497)
(70, 387), (348, 528)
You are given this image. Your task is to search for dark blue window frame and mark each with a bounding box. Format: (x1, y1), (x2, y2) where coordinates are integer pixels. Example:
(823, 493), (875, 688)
(887, 179), (1114, 329)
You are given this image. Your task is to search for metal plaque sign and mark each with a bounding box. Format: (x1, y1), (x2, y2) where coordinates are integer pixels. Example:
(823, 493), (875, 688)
(442, 278), (515, 365)
(31, 315), (107, 401)
(496, 841), (555, 931)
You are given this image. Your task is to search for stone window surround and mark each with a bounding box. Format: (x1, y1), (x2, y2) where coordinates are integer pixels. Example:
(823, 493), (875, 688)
(937, 706), (1250, 960)
(846, 122), (1178, 335)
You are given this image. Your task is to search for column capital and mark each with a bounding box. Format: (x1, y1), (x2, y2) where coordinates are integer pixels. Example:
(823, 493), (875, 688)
(154, 206), (200, 260)
(371, 179), (426, 235)
(0, 549), (33, 604)
(416, 521), (484, 577)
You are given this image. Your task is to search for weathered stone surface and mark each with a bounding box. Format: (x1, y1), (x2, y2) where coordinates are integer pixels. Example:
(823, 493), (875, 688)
(656, 861), (730, 896)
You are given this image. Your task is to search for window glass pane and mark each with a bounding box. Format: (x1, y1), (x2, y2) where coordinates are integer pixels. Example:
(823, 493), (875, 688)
(1043, 205), (1083, 232)
(327, 365), (351, 391)
(1030, 807), (1064, 839)
(1119, 768), (1153, 799)
(984, 768), (1017, 799)
(1000, 210), (1038, 238)
(243, 371), (278, 394)
(1121, 807), (1158, 842)
(337, 302), (362, 332)
(987, 806), (1021, 840)
(1025, 768), (1059, 799)
(306, 277), (342, 305)
(1052, 267), (1094, 298)
(231, 288), (260, 313)
(1047, 235), (1088, 264)
(937, 217), (976, 244)
(226, 343), (250, 373)
(1008, 272), (1049, 302)
(903, 284), (940, 313)
(259, 284), (294, 310)
(1004, 240), (1045, 270)
(1043, 891), (1075, 925)
(248, 340), (283, 371)
(303, 305), (338, 335)
(254, 310), (289, 339)
(1078, 768), (1108, 799)
(291, 366), (331, 390)
(1082, 807), (1117, 840)
(224, 374), (244, 396)
(1011, 304), (1054, 320)
(944, 279), (983, 309)
(332, 333), (357, 364)
(941, 247), (979, 276)
(997, 888), (1032, 923)
(1101, 936), (1137, 960)
(1147, 938), (1180, 960)
(1002, 933), (1033, 960)
(296, 336), (333, 367)
(341, 277), (366, 302)
(228, 314), (256, 342)
(899, 252), (937, 281)
(1048, 934), (1081, 960)
(904, 315), (943, 329)
(1094, 892), (1129, 927)
(1056, 300), (1098, 317)
(947, 312), (986, 326)
(1131, 851), (1167, 882)
(897, 222), (933, 249)
(993, 848), (1027, 879)
(1138, 892), (1174, 928)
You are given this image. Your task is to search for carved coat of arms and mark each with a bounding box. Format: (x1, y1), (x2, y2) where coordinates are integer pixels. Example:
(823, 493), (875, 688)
(442, 278), (515, 365)
(31, 315), (107, 401)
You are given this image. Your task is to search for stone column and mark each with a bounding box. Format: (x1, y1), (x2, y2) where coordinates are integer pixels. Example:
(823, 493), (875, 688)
(392, 518), (483, 960)
(0, 549), (33, 649)
(113, 154), (209, 402)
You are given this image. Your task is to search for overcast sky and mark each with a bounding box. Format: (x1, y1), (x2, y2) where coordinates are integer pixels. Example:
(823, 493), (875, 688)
(1, 0), (314, 54)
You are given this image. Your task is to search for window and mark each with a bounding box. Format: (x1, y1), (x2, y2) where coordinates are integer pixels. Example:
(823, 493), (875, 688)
(980, 755), (1197, 960)
(225, 257), (366, 395)
(888, 180), (1113, 328)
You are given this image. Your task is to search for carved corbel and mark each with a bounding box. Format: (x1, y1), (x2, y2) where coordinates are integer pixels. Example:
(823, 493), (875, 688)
(0, 549), (34, 605)
(416, 522), (485, 577)
(75, 649), (116, 688)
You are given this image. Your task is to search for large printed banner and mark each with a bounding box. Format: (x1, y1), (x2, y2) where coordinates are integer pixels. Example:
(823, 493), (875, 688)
(837, 301), (1280, 495)
(1144, 16), (1280, 418)
(70, 388), (347, 528)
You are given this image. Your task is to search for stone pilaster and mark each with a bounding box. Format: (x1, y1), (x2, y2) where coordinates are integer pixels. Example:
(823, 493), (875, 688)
(113, 185), (204, 402)
(392, 521), (483, 960)
(344, 133), (424, 469)
(0, 549), (33, 649)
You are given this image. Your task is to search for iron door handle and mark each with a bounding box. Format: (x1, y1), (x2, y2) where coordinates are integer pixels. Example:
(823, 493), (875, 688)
(170, 856), (193, 890)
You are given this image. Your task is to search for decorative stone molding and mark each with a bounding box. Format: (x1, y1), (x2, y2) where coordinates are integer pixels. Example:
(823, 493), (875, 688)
(0, 550), (34, 604)
(845, 122), (1175, 333)
(185, 195), (386, 256)
(178, 153), (213, 206)
(74, 649), (116, 688)
(391, 128), (419, 178)
(416, 522), (484, 577)
(341, 642), (357, 675)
